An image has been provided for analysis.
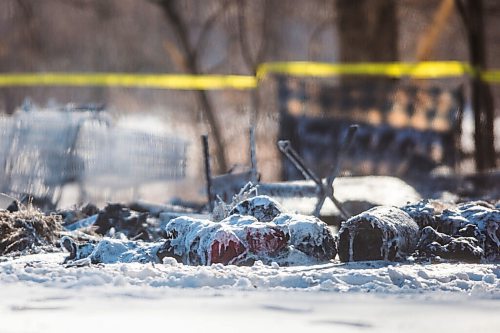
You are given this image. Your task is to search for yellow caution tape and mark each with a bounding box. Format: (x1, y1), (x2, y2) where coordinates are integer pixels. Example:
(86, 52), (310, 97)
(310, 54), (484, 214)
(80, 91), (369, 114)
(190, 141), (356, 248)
(256, 61), (475, 79)
(0, 73), (257, 90)
(0, 62), (498, 90)
(481, 70), (500, 83)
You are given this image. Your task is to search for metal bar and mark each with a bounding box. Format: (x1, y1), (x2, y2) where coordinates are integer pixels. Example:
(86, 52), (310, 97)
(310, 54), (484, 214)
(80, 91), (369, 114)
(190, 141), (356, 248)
(277, 126), (356, 221)
(277, 140), (322, 185)
(329, 194), (351, 221)
(249, 127), (258, 183)
(326, 125), (358, 187)
(313, 194), (327, 217)
(202, 135), (213, 211)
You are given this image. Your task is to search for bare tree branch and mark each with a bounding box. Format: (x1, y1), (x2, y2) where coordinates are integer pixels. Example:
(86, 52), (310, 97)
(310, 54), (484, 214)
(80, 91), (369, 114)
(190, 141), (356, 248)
(52, 0), (92, 10)
(156, 1), (196, 71)
(237, 0), (271, 71)
(236, 0), (272, 126)
(162, 40), (188, 71)
(454, 0), (470, 30)
(154, 0), (228, 172)
(205, 55), (230, 74)
(194, 0), (232, 57)
(255, 0), (271, 65)
(308, 20), (334, 60)
(237, 0), (257, 71)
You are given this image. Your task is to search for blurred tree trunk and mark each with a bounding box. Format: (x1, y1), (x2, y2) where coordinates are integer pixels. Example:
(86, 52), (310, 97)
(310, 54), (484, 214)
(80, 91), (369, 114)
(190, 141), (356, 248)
(456, 0), (496, 171)
(154, 0), (228, 173)
(0, 0), (39, 114)
(237, 0), (271, 125)
(416, 0), (455, 61)
(335, 0), (398, 62)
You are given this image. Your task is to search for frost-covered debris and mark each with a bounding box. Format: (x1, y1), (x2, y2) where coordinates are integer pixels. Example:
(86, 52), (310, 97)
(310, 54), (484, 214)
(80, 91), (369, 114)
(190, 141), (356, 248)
(0, 208), (62, 255)
(228, 195), (284, 222)
(162, 212), (336, 266)
(273, 214), (336, 261)
(93, 204), (155, 241)
(58, 203), (99, 228)
(61, 236), (163, 265)
(56, 196), (498, 266)
(63, 203), (161, 241)
(162, 216), (248, 265)
(415, 226), (484, 262)
(212, 182), (258, 221)
(337, 206), (419, 262)
(438, 201), (498, 235)
(402, 199), (453, 229)
(403, 200), (499, 262)
(59, 196), (335, 266)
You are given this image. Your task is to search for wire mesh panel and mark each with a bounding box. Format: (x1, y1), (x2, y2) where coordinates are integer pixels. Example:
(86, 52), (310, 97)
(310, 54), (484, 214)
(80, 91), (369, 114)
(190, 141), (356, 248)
(77, 123), (187, 188)
(3, 110), (89, 197)
(0, 109), (187, 203)
(0, 117), (15, 190)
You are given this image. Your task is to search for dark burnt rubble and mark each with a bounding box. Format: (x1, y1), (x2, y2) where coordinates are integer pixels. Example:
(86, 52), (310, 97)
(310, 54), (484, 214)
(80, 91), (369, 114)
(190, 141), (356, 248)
(61, 195), (337, 266)
(337, 207), (420, 262)
(0, 209), (62, 255)
(403, 200), (499, 262)
(5, 193), (494, 266)
(337, 200), (499, 263)
(57, 196), (498, 266)
(61, 203), (159, 241)
(155, 195), (337, 266)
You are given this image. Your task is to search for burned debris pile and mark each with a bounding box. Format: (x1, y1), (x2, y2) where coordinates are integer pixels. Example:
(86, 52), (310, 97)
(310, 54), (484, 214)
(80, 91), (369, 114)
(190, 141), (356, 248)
(61, 196), (337, 266)
(338, 200), (499, 263)
(0, 208), (62, 255)
(161, 196), (336, 266)
(337, 207), (420, 262)
(404, 200), (499, 262)
(61, 203), (161, 241)
(1, 192), (497, 266)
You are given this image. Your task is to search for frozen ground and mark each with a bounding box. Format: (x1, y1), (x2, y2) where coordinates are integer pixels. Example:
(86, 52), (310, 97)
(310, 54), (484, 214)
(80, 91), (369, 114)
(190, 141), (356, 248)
(1, 253), (499, 333)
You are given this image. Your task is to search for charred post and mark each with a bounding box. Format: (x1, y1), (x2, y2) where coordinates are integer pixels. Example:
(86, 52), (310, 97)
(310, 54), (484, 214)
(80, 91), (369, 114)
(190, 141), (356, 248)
(202, 135), (214, 211)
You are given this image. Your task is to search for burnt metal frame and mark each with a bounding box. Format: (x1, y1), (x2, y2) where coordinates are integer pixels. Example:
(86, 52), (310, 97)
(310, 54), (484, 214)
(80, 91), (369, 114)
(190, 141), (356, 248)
(277, 125), (357, 220)
(202, 124), (357, 220)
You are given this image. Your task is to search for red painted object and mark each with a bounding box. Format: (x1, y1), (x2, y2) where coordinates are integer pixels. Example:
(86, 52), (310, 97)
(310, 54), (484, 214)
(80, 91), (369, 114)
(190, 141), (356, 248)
(246, 226), (289, 255)
(210, 233), (246, 265)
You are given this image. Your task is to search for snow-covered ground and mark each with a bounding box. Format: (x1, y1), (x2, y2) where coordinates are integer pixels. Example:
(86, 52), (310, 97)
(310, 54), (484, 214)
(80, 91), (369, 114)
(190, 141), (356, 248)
(1, 253), (498, 333)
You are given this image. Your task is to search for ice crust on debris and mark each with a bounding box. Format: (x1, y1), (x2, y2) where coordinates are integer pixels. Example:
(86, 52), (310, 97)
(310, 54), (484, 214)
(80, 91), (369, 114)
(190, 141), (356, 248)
(273, 214), (336, 261)
(440, 202), (499, 238)
(61, 195), (336, 266)
(61, 236), (164, 265)
(163, 212), (336, 266)
(163, 216), (247, 265)
(405, 201), (500, 261)
(402, 199), (453, 229)
(228, 195), (284, 222)
(337, 206), (419, 262)
(59, 196), (498, 265)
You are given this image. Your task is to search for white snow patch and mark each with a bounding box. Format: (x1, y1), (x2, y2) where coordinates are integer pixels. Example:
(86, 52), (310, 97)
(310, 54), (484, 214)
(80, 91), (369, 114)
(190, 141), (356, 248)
(1, 253), (499, 333)
(1, 253), (498, 295)
(270, 176), (421, 215)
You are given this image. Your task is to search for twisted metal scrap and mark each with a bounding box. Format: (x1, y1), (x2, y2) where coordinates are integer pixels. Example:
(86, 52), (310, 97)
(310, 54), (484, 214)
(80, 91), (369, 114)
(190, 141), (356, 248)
(278, 125), (358, 220)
